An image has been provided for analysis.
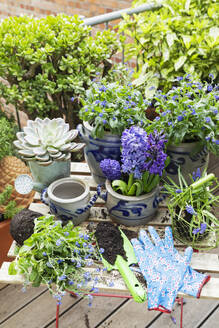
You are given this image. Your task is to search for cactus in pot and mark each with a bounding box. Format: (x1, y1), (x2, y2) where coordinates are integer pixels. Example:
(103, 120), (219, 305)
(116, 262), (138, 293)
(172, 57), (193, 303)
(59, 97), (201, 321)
(14, 118), (84, 165)
(13, 118), (85, 192)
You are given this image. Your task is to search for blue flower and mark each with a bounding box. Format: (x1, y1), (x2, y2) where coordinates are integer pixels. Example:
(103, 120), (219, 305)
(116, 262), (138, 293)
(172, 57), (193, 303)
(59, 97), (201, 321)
(99, 248), (105, 254)
(71, 97), (74, 102)
(213, 109), (218, 115)
(175, 189), (182, 194)
(176, 76), (183, 81)
(205, 117), (211, 123)
(99, 113), (103, 118)
(56, 239), (62, 247)
(209, 73), (214, 79)
(100, 159), (121, 180)
(57, 259), (63, 264)
(46, 261), (53, 268)
(205, 136), (211, 141)
(215, 95), (219, 101)
(68, 280), (74, 285)
(192, 168), (201, 181)
(42, 252), (47, 256)
(213, 140), (219, 145)
(200, 223), (207, 234)
(177, 115), (184, 122)
(102, 119), (107, 124)
(64, 231), (69, 236)
(101, 100), (107, 107)
(186, 205), (197, 216)
(99, 85), (107, 92)
(58, 275), (67, 281)
(207, 85), (213, 92)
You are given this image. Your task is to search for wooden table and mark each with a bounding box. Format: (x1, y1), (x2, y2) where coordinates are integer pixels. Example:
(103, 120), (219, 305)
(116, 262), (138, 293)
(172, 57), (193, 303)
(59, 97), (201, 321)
(0, 162), (219, 327)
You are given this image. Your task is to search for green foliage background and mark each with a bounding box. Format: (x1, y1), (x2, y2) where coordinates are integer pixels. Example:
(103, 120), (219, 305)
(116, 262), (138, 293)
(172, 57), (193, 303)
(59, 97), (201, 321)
(119, 0), (219, 97)
(0, 15), (120, 128)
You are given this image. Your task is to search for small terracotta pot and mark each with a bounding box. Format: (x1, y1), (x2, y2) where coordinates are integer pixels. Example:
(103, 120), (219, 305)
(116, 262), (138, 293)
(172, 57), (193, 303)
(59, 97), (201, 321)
(0, 220), (13, 267)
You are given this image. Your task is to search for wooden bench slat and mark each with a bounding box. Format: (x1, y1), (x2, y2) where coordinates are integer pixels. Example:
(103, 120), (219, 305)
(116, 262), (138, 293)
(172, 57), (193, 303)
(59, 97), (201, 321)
(1, 262), (219, 300)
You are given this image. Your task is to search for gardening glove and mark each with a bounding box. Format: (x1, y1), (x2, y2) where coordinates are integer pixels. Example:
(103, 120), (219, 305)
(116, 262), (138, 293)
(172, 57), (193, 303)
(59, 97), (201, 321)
(131, 226), (193, 313)
(163, 227), (211, 298)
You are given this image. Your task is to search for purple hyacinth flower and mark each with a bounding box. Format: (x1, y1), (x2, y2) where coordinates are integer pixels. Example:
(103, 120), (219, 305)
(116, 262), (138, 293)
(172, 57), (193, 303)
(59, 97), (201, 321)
(100, 159), (121, 180)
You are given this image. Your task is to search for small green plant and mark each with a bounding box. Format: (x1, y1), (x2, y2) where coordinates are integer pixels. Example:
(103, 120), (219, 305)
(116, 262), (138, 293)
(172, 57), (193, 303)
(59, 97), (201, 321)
(0, 115), (17, 160)
(163, 169), (219, 249)
(9, 215), (102, 304)
(0, 185), (22, 219)
(145, 75), (219, 155)
(79, 79), (146, 138)
(0, 15), (119, 129)
(119, 0), (219, 95)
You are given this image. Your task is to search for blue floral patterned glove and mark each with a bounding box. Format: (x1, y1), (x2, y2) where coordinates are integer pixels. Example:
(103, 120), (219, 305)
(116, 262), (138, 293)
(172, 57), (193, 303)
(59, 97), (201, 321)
(131, 226), (193, 313)
(163, 227), (211, 298)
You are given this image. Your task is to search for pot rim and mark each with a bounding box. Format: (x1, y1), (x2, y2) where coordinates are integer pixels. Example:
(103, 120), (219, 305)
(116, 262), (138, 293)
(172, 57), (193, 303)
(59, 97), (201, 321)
(105, 179), (159, 201)
(83, 120), (121, 138)
(47, 177), (89, 204)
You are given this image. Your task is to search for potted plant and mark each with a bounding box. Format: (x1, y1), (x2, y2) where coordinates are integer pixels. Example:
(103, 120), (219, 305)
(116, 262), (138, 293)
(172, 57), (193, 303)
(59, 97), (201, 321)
(13, 117), (85, 192)
(78, 80), (146, 183)
(9, 215), (101, 305)
(163, 169), (219, 250)
(0, 15), (119, 129)
(0, 185), (23, 267)
(99, 126), (168, 226)
(145, 75), (219, 184)
(119, 0), (219, 96)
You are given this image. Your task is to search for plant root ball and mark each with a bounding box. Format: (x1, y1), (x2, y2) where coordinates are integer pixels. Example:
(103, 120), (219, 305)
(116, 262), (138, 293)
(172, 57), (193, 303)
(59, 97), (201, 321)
(10, 209), (42, 245)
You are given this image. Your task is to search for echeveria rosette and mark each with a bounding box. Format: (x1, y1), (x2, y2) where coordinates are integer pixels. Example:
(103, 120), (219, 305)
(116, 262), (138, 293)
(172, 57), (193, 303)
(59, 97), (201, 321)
(100, 126), (168, 197)
(13, 118), (85, 165)
(146, 75), (219, 156)
(79, 80), (146, 138)
(163, 169), (219, 250)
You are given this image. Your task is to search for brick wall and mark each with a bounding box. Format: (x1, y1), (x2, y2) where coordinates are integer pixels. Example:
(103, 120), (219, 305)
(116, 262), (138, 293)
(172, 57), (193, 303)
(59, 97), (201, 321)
(0, 0), (133, 19)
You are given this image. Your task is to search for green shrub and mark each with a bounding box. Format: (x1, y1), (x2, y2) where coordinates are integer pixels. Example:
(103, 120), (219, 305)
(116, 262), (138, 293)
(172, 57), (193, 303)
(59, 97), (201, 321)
(0, 185), (22, 219)
(0, 114), (17, 160)
(119, 0), (219, 97)
(0, 15), (120, 128)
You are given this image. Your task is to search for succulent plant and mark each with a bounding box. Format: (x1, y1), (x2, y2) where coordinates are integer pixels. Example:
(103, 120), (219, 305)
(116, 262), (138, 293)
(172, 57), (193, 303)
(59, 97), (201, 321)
(14, 118), (84, 166)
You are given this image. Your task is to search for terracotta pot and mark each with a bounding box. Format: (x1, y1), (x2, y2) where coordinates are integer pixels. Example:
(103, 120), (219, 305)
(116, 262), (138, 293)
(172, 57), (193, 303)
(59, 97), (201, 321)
(0, 220), (13, 267)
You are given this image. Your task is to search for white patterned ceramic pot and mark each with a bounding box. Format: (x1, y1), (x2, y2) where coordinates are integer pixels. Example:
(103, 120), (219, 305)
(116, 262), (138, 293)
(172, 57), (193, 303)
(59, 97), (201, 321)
(165, 142), (209, 185)
(28, 160), (71, 192)
(41, 177), (91, 225)
(77, 121), (121, 184)
(104, 179), (160, 227)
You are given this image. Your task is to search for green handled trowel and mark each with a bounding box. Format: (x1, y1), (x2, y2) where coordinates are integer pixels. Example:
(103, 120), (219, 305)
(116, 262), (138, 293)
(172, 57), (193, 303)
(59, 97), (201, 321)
(99, 228), (146, 303)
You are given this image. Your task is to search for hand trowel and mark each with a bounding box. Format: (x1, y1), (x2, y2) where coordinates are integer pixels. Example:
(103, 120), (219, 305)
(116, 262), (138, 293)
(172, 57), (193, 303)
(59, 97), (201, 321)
(95, 222), (146, 303)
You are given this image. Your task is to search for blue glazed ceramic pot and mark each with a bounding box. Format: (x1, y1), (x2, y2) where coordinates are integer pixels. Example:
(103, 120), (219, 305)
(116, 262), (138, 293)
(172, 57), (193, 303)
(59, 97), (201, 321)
(41, 177), (91, 225)
(77, 121), (121, 184)
(103, 179), (161, 227)
(165, 141), (209, 185)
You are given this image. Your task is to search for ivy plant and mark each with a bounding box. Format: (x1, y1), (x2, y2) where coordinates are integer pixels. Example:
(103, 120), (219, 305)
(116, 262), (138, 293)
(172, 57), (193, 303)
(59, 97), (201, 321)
(119, 0), (219, 97)
(0, 15), (120, 128)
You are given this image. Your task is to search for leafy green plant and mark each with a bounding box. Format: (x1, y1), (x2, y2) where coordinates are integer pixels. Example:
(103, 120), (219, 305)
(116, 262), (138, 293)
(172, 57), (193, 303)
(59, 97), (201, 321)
(9, 215), (102, 304)
(163, 169), (219, 249)
(0, 115), (17, 160)
(79, 78), (146, 138)
(0, 15), (119, 129)
(145, 75), (219, 155)
(0, 185), (22, 219)
(119, 0), (219, 96)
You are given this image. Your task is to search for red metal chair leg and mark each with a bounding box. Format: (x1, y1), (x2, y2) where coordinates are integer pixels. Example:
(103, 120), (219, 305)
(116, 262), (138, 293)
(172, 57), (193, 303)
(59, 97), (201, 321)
(180, 297), (183, 328)
(56, 304), (60, 328)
